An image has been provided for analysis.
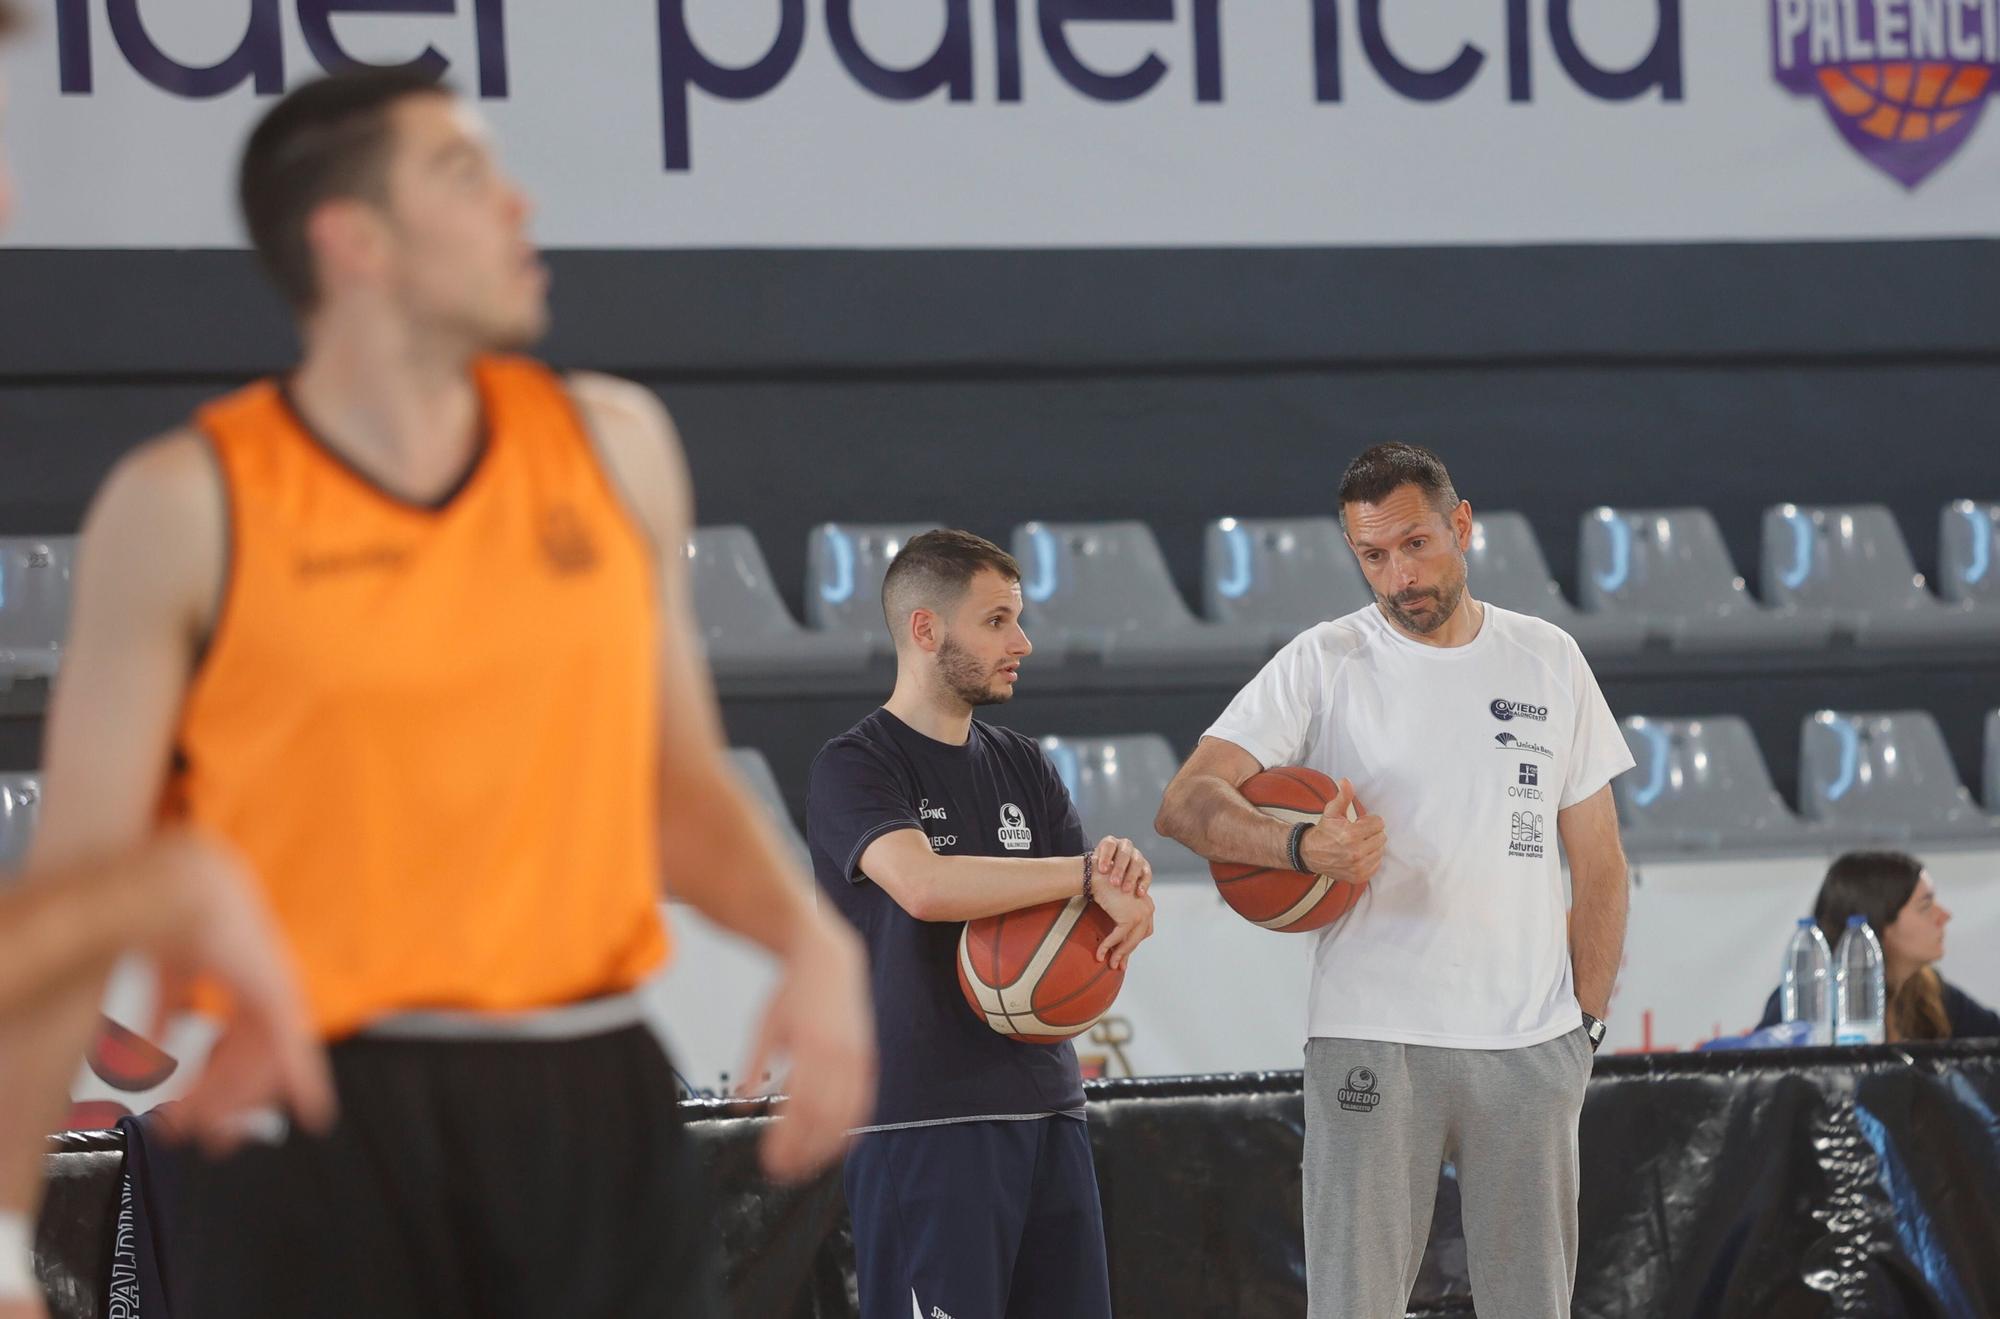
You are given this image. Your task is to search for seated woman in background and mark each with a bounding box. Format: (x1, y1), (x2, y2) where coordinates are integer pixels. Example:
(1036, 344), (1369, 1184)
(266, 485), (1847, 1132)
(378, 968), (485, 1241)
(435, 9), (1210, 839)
(1759, 850), (2000, 1042)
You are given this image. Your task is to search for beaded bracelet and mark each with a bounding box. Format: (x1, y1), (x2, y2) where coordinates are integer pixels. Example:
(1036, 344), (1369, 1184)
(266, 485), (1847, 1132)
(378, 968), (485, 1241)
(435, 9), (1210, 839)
(1287, 820), (1313, 874)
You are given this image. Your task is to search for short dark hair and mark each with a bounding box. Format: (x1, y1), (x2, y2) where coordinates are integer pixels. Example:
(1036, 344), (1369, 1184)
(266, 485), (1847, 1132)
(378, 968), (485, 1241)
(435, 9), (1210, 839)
(0, 1), (21, 38)
(238, 67), (451, 312)
(1337, 443), (1460, 528)
(881, 530), (1022, 636)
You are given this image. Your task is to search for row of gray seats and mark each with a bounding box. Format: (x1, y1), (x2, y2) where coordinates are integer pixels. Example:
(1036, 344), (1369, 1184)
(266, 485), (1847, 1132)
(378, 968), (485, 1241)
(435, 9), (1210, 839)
(7, 504), (1996, 684)
(691, 502), (2000, 676)
(1616, 709), (2000, 852)
(743, 706), (2000, 876)
(1045, 709), (2000, 865)
(6, 708), (1995, 880)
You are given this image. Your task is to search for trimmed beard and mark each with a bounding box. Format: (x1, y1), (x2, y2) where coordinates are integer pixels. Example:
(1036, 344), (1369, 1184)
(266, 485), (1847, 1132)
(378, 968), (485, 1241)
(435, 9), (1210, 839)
(938, 634), (1013, 707)
(1379, 563), (1467, 636)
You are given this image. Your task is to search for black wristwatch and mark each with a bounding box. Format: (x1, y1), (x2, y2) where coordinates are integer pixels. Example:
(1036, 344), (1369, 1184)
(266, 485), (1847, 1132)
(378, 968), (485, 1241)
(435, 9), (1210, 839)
(1580, 1012), (1607, 1052)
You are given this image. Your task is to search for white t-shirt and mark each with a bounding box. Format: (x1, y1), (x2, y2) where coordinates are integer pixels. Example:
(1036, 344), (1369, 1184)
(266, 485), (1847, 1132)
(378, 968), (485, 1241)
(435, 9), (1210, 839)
(1204, 602), (1634, 1050)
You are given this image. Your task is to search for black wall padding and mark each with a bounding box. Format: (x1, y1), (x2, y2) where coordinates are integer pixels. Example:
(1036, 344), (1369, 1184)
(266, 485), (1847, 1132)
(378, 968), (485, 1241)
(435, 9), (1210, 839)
(41, 1045), (2000, 1317)
(34, 1129), (124, 1319)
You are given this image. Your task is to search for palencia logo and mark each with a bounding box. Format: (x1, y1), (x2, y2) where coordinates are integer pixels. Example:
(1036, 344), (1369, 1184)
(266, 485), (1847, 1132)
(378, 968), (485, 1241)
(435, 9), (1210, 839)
(998, 802), (1033, 851)
(1489, 698), (1549, 722)
(1771, 0), (2000, 188)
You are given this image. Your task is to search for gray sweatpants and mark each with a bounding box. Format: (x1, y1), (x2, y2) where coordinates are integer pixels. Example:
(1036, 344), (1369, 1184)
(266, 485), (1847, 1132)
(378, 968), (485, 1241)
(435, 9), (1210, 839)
(1302, 1028), (1593, 1319)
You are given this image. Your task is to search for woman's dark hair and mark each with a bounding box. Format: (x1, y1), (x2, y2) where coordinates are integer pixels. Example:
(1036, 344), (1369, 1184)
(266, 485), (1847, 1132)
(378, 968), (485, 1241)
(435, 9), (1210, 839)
(1812, 850), (1949, 1040)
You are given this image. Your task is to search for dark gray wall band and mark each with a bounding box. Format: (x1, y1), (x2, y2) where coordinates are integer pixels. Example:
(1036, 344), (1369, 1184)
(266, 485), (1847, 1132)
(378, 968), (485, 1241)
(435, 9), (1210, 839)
(4, 241), (1999, 377)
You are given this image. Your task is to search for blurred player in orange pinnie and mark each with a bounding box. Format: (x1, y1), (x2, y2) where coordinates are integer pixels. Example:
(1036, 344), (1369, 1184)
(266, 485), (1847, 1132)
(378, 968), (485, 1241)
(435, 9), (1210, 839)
(0, 59), (874, 1319)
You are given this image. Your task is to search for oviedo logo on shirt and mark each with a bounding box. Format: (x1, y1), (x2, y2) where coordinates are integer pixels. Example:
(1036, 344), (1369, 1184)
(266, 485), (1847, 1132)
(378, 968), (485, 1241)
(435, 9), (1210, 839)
(1510, 762), (1544, 802)
(1509, 811), (1546, 860)
(998, 802), (1033, 851)
(1489, 698), (1549, 723)
(1338, 1066), (1381, 1113)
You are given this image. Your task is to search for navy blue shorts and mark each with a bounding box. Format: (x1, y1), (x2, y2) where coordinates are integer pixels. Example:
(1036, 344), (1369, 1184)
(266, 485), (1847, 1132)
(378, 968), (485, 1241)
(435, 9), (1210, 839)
(843, 1116), (1112, 1319)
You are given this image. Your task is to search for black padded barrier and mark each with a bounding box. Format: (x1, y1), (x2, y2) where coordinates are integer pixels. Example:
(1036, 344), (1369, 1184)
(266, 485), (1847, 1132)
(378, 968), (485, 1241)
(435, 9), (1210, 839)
(34, 1044), (2000, 1318)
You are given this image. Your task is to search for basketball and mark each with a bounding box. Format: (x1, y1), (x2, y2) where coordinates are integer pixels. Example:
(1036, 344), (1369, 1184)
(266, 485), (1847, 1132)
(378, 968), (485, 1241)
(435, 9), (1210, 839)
(1816, 62), (1989, 142)
(1210, 767), (1363, 933)
(957, 895), (1125, 1044)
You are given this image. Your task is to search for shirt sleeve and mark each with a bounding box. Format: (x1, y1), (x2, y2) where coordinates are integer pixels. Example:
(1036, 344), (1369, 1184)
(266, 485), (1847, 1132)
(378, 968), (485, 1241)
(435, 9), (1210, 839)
(1203, 636), (1322, 771)
(1037, 748), (1090, 856)
(1559, 637), (1635, 811)
(806, 739), (925, 884)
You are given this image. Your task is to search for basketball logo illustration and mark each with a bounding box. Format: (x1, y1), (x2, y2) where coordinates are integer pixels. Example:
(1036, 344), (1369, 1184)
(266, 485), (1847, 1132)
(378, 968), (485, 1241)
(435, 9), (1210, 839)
(1772, 0), (2000, 187)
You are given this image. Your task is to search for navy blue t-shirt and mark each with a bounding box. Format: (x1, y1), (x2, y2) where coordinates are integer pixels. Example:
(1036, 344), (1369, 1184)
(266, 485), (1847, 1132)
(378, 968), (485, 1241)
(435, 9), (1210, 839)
(809, 708), (1090, 1130)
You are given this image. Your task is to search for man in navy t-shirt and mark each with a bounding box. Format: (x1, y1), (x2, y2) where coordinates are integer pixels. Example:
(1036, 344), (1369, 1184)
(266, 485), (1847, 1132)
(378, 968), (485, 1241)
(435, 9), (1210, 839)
(809, 529), (1157, 1319)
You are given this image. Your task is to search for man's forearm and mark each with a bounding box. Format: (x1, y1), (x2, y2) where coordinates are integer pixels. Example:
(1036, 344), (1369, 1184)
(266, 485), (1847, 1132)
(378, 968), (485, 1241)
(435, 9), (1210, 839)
(0, 980), (104, 1216)
(1568, 860), (1629, 1020)
(888, 853), (1089, 923)
(0, 857), (179, 1213)
(1157, 776), (1291, 869)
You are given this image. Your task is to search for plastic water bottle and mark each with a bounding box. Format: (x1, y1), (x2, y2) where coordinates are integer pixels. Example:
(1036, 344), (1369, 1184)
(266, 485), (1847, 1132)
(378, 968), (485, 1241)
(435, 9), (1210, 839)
(1780, 917), (1833, 1045)
(1833, 915), (1886, 1046)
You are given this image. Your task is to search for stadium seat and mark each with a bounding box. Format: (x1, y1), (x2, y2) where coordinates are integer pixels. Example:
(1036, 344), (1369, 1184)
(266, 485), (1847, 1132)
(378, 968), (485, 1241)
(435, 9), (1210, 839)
(1759, 503), (2000, 647)
(1579, 507), (1830, 653)
(1985, 709), (2000, 814)
(728, 748), (809, 871)
(1939, 500), (2000, 610)
(1798, 710), (2000, 842)
(1465, 513), (1647, 655)
(1038, 734), (1206, 879)
(1613, 716), (1817, 852)
(0, 774), (40, 871)
(804, 522), (937, 659)
(686, 527), (869, 680)
(1012, 522), (1268, 670)
(0, 537), (76, 681)
(1200, 517), (1373, 648)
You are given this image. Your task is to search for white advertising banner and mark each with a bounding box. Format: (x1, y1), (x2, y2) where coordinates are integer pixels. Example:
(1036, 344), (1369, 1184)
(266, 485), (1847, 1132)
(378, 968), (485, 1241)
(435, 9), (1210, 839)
(648, 844), (2000, 1080)
(5, 1), (2000, 250)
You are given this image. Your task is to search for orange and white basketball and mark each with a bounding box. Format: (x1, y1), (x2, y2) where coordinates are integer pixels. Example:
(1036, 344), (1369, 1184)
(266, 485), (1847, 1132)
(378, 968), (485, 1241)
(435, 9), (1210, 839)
(958, 896), (1125, 1044)
(1210, 766), (1364, 933)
